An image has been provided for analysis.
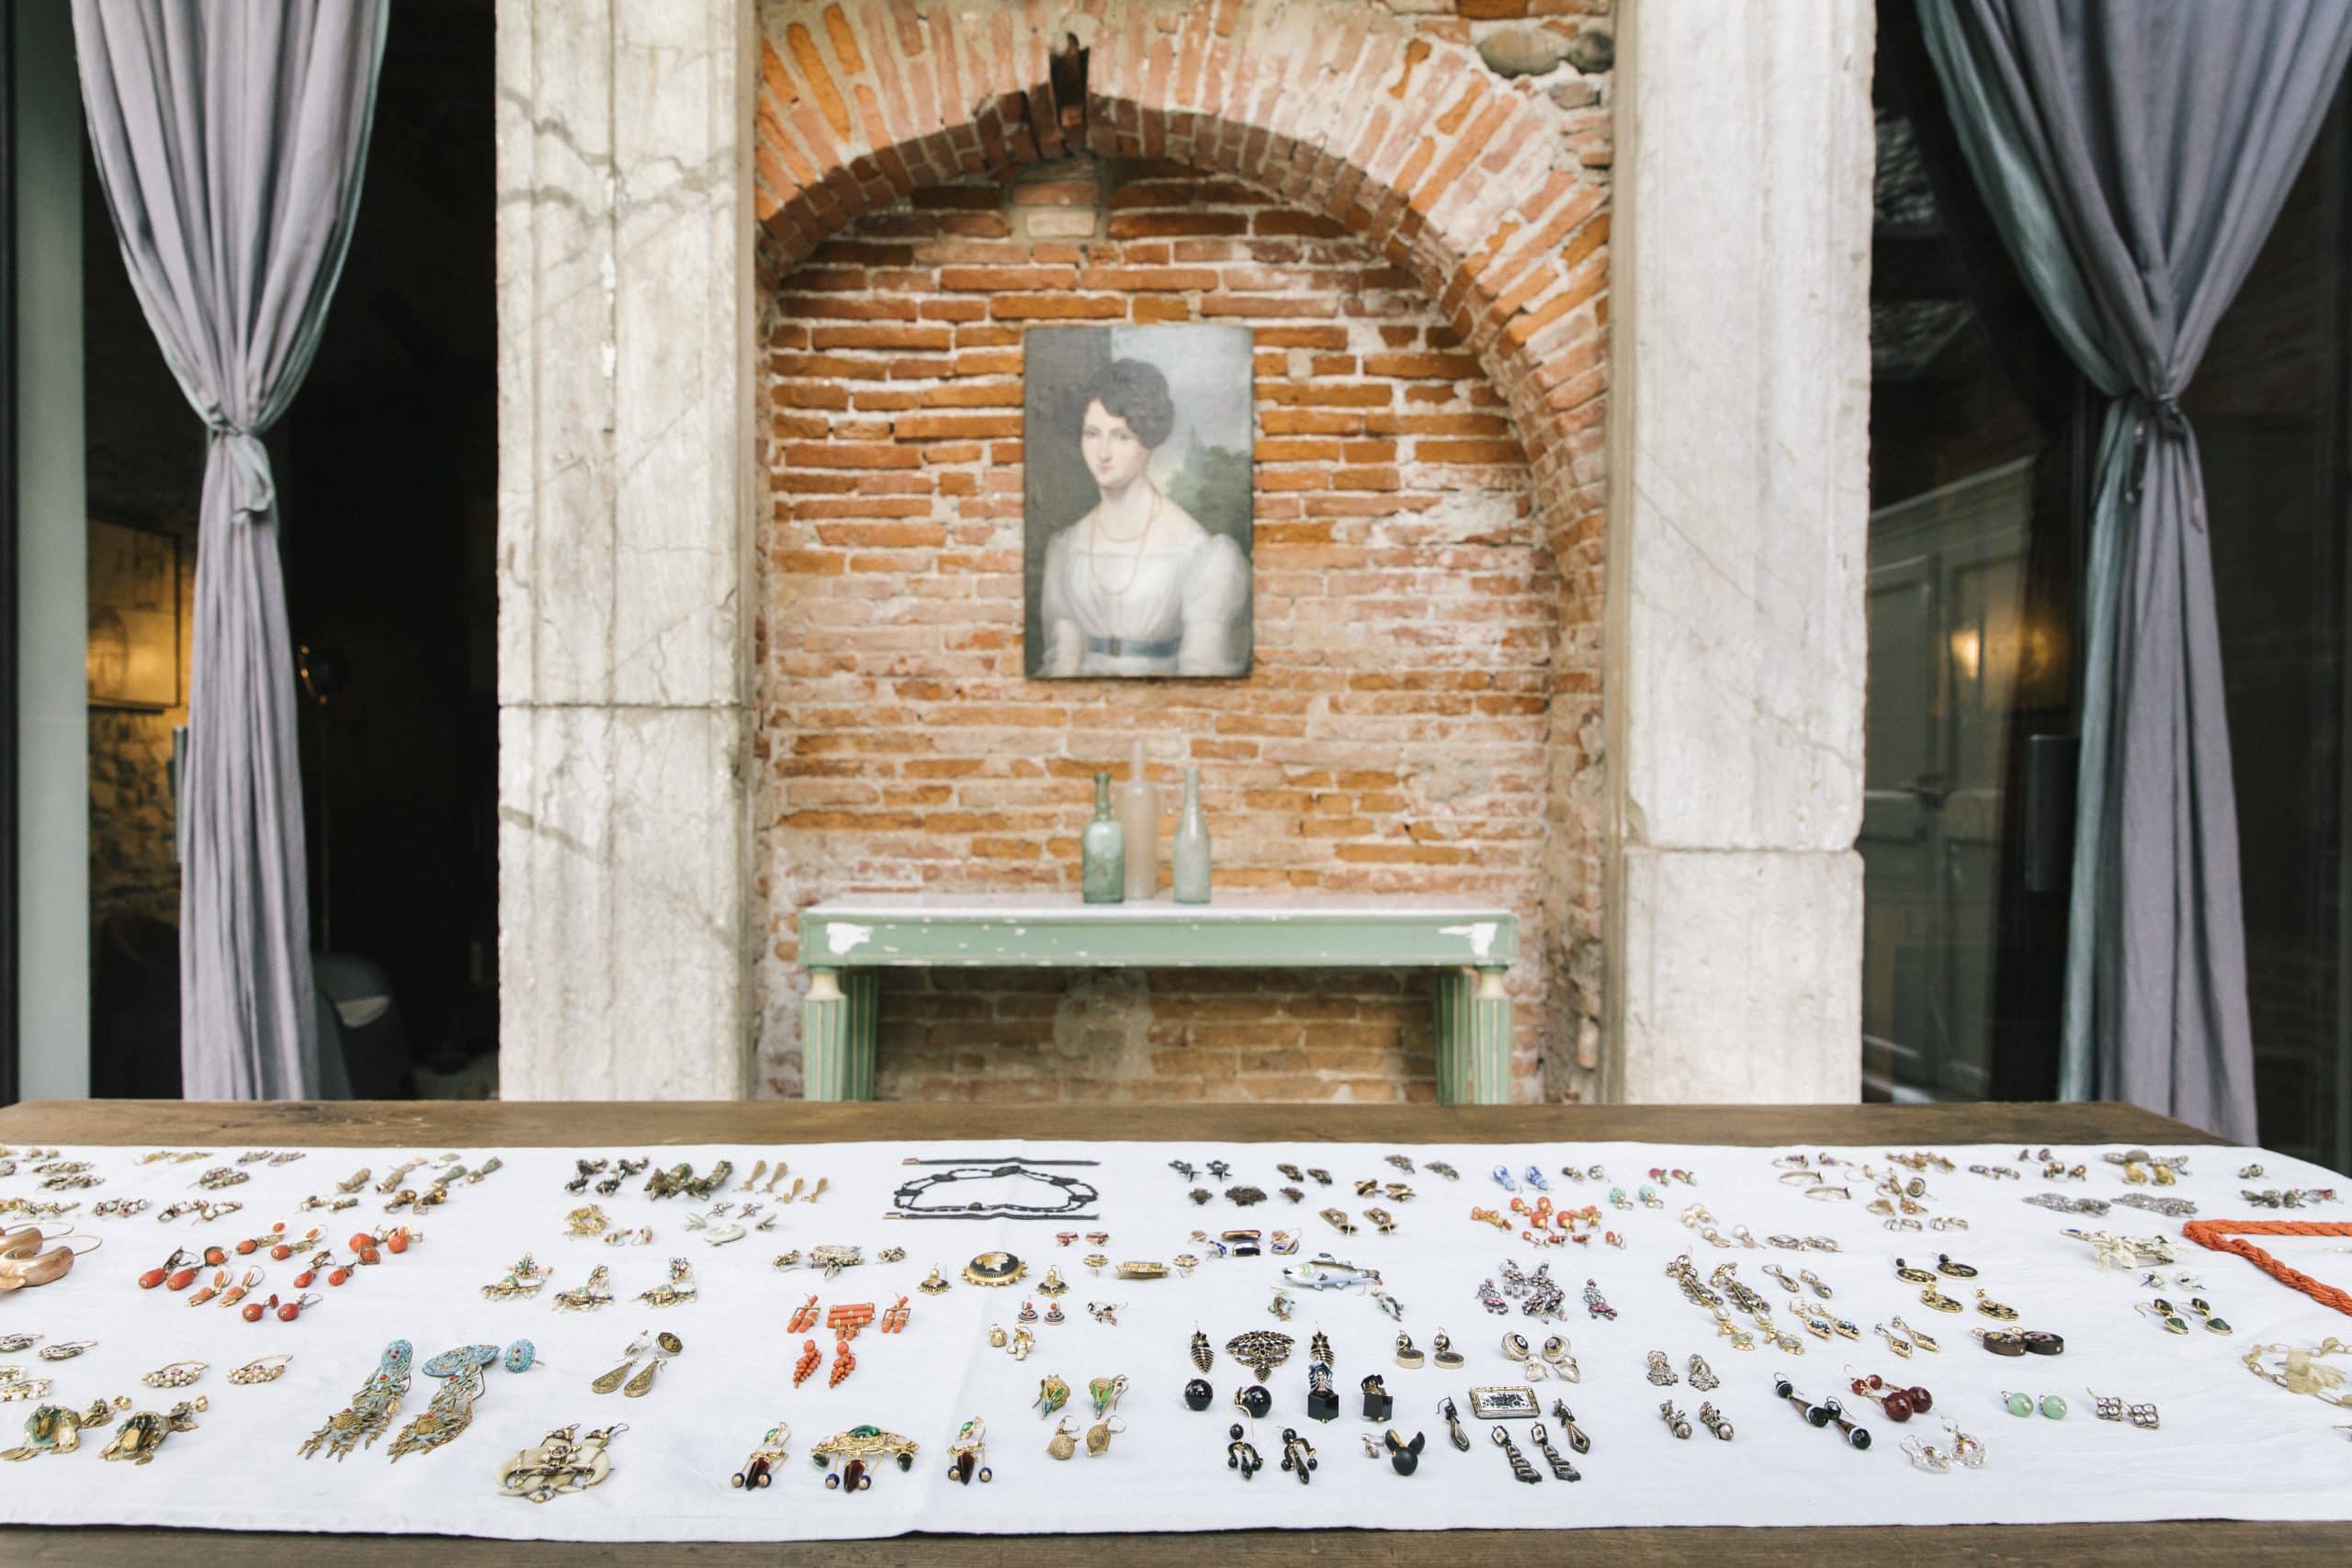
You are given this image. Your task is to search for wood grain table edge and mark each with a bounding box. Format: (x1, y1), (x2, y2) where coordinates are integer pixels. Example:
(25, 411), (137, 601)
(0, 1099), (2227, 1148)
(8, 1518), (2347, 1566)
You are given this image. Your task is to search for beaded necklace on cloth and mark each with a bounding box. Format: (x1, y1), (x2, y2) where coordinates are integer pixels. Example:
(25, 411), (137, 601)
(2181, 1219), (2352, 1318)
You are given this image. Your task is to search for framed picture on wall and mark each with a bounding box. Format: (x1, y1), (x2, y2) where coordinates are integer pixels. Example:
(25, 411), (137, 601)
(86, 520), (179, 710)
(1023, 323), (1254, 679)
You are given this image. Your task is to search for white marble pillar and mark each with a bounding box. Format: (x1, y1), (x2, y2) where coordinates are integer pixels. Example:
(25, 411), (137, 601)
(1603, 0), (1874, 1102)
(495, 0), (757, 1098)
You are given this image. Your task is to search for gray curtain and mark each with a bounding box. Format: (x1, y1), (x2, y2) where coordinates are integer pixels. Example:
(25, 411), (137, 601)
(1919, 0), (2352, 1140)
(74, 0), (388, 1099)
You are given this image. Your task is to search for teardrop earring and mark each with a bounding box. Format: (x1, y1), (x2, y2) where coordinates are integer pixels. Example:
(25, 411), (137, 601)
(622, 1332), (682, 1397)
(591, 1335), (650, 1395)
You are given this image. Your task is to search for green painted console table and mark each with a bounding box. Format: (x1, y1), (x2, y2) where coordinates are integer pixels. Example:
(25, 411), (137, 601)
(796, 893), (1519, 1102)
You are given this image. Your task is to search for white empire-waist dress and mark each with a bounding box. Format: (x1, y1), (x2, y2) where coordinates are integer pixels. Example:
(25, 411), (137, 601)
(1039, 498), (1250, 677)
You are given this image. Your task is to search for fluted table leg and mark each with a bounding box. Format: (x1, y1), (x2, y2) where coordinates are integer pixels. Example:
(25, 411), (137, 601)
(802, 968), (879, 1100)
(1433, 966), (1512, 1104)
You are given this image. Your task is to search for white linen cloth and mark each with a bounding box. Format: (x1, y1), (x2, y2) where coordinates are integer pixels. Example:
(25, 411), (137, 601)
(1, 1136), (2346, 1542)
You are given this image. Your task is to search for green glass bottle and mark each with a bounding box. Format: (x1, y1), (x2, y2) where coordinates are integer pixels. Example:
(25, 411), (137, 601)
(1080, 770), (1126, 903)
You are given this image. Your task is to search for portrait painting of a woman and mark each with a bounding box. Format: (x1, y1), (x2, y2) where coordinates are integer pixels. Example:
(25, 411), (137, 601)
(1023, 326), (1253, 679)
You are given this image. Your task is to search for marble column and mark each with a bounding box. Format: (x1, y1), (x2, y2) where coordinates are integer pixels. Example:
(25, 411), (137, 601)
(1603, 0), (1874, 1103)
(495, 0), (757, 1098)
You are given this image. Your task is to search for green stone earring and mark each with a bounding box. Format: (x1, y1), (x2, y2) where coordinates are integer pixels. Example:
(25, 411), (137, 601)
(2003, 1390), (2032, 1417)
(2038, 1393), (2067, 1419)
(2188, 1298), (2233, 1335)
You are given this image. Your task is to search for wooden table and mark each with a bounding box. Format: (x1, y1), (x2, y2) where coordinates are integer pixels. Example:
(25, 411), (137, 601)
(796, 894), (1519, 1102)
(2, 1096), (2337, 1567)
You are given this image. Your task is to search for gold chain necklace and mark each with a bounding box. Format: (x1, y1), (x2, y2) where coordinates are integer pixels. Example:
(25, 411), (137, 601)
(1087, 487), (1160, 600)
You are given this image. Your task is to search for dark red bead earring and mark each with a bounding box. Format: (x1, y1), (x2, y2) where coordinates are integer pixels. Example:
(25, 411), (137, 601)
(1848, 1367), (1932, 1422)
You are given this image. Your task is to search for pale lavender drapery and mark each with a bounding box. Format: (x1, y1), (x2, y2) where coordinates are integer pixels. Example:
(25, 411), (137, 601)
(74, 0), (387, 1098)
(1919, 0), (2352, 1139)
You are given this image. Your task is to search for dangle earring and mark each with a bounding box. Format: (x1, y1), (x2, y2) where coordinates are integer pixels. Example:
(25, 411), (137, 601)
(591, 1335), (651, 1396)
(1530, 1421), (1578, 1479)
(388, 1344), (503, 1461)
(732, 1419), (791, 1490)
(639, 1257), (697, 1308)
(100, 1398), (207, 1464)
(296, 1340), (413, 1461)
(624, 1333), (682, 1398)
(481, 1255), (549, 1302)
(946, 1416), (991, 1483)
(551, 1265), (613, 1313)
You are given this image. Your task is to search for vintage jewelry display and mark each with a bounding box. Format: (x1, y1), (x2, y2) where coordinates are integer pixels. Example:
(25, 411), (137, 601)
(1226, 1330), (1295, 1382)
(228, 1354), (296, 1382)
(388, 1343), (512, 1461)
(1492, 1422), (1543, 1482)
(2, 1395), (130, 1461)
(639, 1257), (699, 1308)
(141, 1360), (209, 1390)
(961, 1251), (1025, 1288)
(732, 1419), (792, 1490)
(1379, 1427), (1426, 1475)
(1226, 1421), (1264, 1480)
(1846, 1368), (1933, 1422)
(483, 1255), (550, 1302)
(1279, 1426), (1316, 1483)
(1437, 1395), (1471, 1451)
(100, 1397), (207, 1463)
(497, 1423), (622, 1502)
(1282, 1256), (1382, 1292)
(945, 1416), (991, 1483)
(298, 1339), (414, 1461)
(812, 1425), (918, 1492)
(2243, 1338), (2352, 1404)
(1773, 1375), (1871, 1450)
(888, 1163), (1101, 1221)
(645, 1161), (733, 1201)
(1468, 1384), (1539, 1421)
(551, 1264), (614, 1312)
(2085, 1387), (2160, 1428)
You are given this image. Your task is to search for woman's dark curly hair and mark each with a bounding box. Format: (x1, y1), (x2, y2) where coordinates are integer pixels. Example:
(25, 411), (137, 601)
(1075, 357), (1175, 448)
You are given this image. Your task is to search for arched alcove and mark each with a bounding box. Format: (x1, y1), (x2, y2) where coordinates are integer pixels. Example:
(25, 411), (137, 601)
(751, 1), (1611, 1101)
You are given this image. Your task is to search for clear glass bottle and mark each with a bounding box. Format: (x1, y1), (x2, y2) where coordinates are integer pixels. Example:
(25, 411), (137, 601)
(1171, 766), (1211, 905)
(1080, 770), (1126, 904)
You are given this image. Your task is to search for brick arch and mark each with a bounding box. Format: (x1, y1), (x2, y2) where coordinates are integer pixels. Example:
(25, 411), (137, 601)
(755, 0), (1611, 1100)
(754, 0), (1608, 539)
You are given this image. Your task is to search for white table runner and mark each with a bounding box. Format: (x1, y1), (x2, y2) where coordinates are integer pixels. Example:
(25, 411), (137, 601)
(1, 1135), (2346, 1540)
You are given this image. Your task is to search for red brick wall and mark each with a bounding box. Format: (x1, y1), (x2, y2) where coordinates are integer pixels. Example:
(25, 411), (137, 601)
(754, 155), (1600, 1103)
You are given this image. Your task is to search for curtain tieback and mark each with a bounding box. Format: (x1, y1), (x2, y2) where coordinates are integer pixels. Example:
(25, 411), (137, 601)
(2124, 393), (2193, 513)
(204, 421), (277, 521)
